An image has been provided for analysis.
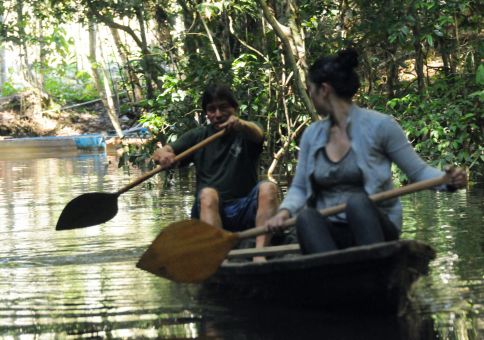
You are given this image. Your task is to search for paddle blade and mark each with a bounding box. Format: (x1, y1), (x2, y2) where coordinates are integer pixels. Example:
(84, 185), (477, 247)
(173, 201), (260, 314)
(137, 219), (239, 283)
(56, 193), (118, 230)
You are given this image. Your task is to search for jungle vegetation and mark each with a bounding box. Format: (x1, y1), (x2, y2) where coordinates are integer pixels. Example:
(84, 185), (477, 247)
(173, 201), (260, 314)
(0, 0), (482, 180)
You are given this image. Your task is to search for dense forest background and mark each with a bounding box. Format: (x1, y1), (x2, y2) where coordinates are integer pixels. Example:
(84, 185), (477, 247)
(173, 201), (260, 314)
(0, 0), (482, 180)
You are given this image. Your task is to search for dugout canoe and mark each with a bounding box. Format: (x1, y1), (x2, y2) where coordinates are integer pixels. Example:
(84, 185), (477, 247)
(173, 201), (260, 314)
(202, 239), (436, 314)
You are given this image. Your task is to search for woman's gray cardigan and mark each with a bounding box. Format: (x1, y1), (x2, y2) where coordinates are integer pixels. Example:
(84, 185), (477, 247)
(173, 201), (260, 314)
(279, 104), (445, 230)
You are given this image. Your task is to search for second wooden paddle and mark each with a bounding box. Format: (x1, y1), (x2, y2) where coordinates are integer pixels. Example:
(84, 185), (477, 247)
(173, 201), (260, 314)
(56, 129), (226, 230)
(136, 175), (450, 283)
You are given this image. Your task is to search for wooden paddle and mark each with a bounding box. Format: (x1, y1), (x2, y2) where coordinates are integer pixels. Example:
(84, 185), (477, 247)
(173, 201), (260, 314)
(56, 129), (226, 230)
(136, 174), (450, 283)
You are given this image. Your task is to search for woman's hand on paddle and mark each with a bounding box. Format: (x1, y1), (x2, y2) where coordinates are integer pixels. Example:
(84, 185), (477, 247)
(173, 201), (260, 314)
(445, 165), (468, 190)
(152, 146), (176, 168)
(265, 209), (291, 233)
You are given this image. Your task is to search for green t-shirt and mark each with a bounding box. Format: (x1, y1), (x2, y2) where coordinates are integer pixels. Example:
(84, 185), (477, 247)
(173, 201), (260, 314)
(169, 124), (263, 202)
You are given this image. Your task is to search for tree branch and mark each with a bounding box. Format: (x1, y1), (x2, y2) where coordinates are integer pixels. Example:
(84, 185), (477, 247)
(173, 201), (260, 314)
(256, 0), (317, 121)
(85, 0), (144, 49)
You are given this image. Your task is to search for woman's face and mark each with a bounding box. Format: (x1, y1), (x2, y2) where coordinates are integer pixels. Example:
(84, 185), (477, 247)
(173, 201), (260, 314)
(308, 81), (331, 117)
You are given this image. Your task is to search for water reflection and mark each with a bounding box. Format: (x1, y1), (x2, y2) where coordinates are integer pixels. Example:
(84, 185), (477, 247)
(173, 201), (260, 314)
(195, 303), (437, 339)
(402, 188), (483, 340)
(0, 153), (482, 339)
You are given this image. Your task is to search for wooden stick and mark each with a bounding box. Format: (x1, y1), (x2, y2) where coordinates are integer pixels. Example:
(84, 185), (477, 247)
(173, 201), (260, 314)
(227, 244), (301, 259)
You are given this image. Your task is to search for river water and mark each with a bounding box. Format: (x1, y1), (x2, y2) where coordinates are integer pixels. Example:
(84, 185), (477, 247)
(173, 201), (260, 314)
(0, 151), (482, 339)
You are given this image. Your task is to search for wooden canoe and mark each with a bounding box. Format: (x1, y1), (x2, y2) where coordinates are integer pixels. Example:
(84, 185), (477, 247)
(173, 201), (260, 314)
(201, 240), (436, 314)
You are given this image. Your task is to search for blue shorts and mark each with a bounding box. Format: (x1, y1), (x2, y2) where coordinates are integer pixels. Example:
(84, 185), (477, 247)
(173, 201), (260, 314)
(191, 183), (261, 232)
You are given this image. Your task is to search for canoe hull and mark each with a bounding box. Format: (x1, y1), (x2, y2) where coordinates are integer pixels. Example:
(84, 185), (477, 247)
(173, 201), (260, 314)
(202, 240), (435, 314)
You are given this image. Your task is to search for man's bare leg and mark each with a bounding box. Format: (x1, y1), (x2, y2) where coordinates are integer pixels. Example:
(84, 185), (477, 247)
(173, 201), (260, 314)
(198, 187), (223, 229)
(254, 181), (279, 262)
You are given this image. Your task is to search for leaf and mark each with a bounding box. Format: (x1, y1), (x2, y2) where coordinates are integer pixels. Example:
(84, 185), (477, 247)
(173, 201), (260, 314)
(433, 29), (444, 37)
(476, 64), (484, 85)
(468, 90), (484, 101)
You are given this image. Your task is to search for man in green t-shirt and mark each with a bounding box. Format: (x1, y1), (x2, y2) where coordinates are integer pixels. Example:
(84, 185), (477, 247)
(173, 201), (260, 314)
(152, 84), (278, 261)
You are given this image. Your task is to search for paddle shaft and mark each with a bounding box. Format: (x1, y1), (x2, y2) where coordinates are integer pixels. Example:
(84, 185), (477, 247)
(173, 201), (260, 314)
(227, 244), (300, 259)
(238, 175), (450, 239)
(116, 129), (226, 195)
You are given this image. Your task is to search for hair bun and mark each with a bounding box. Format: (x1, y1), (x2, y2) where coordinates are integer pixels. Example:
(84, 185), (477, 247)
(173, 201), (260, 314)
(337, 48), (359, 69)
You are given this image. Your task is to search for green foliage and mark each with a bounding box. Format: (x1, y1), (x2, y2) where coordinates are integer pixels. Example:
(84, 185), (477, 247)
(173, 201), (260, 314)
(43, 65), (98, 104)
(370, 73), (483, 177)
(1, 81), (19, 96)
(41, 27), (74, 62)
(2, 0), (482, 178)
(476, 64), (484, 86)
(117, 140), (158, 170)
(138, 73), (200, 145)
(231, 53), (271, 121)
(228, 0), (259, 17)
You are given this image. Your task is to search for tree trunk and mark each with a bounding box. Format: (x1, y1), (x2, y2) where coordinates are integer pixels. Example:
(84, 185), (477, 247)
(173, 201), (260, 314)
(110, 27), (144, 103)
(176, 0), (197, 57)
(0, 15), (6, 87)
(362, 50), (376, 94)
(285, 0), (308, 79)
(198, 10), (223, 67)
(135, 6), (158, 97)
(154, 4), (184, 75)
(256, 0), (317, 121)
(88, 21), (124, 138)
(16, 0), (34, 86)
(338, 0), (349, 39)
(385, 47), (399, 99)
(411, 7), (425, 94)
(16, 0), (42, 118)
(438, 37), (451, 77)
(85, 0), (158, 99)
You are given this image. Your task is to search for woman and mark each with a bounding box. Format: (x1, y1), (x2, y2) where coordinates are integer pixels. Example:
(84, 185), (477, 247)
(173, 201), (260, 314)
(266, 48), (467, 254)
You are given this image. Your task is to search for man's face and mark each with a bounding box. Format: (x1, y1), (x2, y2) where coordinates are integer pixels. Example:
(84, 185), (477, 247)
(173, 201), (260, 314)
(205, 100), (236, 129)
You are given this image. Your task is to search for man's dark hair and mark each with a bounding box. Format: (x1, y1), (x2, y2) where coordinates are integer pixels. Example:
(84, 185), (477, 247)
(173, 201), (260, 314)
(201, 84), (239, 112)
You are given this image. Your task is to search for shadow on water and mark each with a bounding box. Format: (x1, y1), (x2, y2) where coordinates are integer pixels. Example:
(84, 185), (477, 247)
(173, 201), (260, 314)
(188, 296), (437, 340)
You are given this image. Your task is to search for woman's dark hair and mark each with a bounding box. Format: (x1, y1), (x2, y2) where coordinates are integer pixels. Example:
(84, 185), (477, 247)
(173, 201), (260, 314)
(201, 83), (239, 112)
(308, 48), (360, 99)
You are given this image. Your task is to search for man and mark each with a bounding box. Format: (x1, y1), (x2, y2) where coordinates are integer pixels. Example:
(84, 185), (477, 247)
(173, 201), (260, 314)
(152, 84), (278, 261)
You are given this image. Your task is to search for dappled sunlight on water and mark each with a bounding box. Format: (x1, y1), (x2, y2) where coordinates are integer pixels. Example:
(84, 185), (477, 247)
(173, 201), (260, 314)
(0, 154), (202, 338)
(0, 153), (482, 339)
